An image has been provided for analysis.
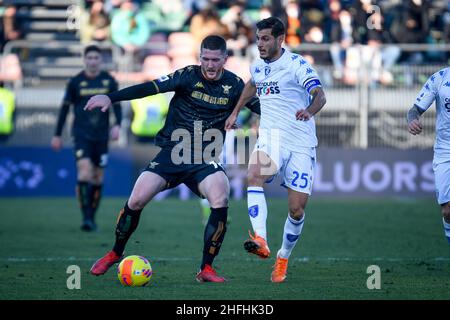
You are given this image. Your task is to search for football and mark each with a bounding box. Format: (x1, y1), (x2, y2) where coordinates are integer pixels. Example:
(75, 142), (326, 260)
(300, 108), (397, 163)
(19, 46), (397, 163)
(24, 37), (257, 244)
(117, 255), (153, 286)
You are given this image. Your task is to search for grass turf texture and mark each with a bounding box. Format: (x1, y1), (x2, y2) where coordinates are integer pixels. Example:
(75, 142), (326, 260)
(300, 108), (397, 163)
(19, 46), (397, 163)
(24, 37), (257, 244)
(0, 197), (449, 300)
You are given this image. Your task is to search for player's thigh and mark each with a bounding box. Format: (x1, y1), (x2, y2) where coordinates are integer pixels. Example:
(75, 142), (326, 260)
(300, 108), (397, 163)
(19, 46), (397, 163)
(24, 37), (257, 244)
(248, 151), (278, 185)
(198, 171), (230, 208)
(128, 171), (167, 210)
(433, 161), (450, 205)
(76, 158), (94, 181)
(283, 151), (315, 195)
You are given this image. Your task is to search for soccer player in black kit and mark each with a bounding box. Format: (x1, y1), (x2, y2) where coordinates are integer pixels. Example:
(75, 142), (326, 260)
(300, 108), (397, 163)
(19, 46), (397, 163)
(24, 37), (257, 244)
(86, 35), (260, 282)
(51, 45), (122, 232)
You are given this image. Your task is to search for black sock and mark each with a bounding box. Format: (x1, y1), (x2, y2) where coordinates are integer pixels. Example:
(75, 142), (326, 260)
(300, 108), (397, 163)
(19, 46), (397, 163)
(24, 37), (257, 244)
(77, 181), (93, 222)
(201, 207), (228, 270)
(91, 184), (103, 220)
(112, 202), (142, 256)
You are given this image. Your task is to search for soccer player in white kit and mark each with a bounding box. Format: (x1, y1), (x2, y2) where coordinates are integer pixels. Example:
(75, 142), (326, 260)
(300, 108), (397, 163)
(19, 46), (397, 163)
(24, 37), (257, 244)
(225, 17), (326, 282)
(407, 67), (450, 245)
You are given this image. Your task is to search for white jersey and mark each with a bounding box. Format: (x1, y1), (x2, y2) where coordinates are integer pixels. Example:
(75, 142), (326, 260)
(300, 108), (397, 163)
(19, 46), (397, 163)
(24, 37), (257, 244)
(250, 48), (322, 150)
(414, 67), (450, 163)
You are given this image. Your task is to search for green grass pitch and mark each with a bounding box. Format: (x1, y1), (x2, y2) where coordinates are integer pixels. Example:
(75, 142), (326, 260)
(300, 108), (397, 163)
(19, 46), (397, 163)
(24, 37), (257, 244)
(0, 197), (449, 300)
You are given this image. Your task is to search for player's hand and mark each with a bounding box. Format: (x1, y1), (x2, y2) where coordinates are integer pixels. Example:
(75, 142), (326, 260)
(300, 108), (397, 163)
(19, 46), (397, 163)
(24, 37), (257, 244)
(225, 112), (238, 130)
(408, 119), (423, 135)
(84, 95), (111, 112)
(296, 109), (312, 121)
(110, 125), (120, 141)
(51, 136), (62, 151)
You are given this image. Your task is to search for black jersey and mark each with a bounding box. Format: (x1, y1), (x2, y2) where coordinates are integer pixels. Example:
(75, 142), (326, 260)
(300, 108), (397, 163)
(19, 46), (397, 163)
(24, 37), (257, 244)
(55, 70), (122, 141)
(152, 65), (259, 153)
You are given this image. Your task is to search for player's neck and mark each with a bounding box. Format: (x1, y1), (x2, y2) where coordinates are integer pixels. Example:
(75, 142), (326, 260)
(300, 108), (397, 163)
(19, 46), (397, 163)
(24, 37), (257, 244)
(264, 48), (284, 63)
(84, 69), (100, 78)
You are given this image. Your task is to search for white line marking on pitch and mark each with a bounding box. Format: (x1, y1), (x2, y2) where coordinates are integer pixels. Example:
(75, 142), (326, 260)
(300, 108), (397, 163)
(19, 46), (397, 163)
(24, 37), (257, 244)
(1, 257), (449, 262)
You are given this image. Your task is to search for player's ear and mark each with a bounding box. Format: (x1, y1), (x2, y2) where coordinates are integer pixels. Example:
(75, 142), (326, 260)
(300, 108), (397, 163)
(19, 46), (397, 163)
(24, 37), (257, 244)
(277, 34), (285, 47)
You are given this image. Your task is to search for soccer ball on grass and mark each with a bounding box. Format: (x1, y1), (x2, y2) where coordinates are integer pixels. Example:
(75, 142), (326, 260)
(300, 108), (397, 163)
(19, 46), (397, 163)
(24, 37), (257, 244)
(117, 255), (152, 286)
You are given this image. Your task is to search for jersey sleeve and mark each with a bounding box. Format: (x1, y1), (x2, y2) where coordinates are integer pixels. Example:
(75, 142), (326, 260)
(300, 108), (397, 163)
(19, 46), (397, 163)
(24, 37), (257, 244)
(62, 78), (76, 103)
(153, 67), (190, 93)
(414, 69), (445, 111)
(294, 57), (322, 94)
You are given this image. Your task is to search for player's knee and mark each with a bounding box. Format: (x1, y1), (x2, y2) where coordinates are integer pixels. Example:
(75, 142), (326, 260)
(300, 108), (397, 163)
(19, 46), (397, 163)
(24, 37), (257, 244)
(247, 169), (265, 186)
(127, 195), (146, 211)
(288, 205), (305, 220)
(207, 193), (228, 208)
(441, 203), (450, 222)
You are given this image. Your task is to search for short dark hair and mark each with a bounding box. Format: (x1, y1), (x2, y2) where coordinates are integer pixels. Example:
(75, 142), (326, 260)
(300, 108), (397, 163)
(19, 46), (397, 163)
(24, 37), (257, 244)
(84, 44), (101, 56)
(200, 35), (227, 55)
(256, 17), (286, 38)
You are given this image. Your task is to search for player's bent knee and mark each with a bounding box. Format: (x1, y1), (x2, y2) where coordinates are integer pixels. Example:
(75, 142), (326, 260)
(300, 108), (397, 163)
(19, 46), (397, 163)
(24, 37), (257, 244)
(127, 196), (147, 211)
(441, 203), (450, 222)
(247, 170), (265, 187)
(288, 206), (305, 220)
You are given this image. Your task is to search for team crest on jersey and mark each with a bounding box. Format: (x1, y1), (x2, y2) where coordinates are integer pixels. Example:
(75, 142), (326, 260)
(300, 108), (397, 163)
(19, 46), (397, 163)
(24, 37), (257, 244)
(222, 85), (232, 94)
(102, 79), (110, 86)
(148, 161), (159, 169)
(264, 66), (271, 76)
(195, 81), (204, 88)
(80, 81), (88, 87)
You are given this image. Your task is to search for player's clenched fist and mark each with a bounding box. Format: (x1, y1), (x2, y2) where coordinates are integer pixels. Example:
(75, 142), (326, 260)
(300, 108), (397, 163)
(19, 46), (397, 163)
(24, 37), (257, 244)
(84, 94), (112, 112)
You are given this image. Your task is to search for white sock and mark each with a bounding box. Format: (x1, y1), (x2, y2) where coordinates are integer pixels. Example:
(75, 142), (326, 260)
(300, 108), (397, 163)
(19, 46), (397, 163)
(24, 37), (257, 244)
(247, 186), (268, 240)
(443, 218), (450, 244)
(278, 213), (305, 259)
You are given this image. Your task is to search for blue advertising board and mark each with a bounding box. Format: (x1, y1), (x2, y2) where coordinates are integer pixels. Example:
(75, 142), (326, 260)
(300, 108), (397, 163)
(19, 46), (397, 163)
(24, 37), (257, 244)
(0, 147), (133, 196)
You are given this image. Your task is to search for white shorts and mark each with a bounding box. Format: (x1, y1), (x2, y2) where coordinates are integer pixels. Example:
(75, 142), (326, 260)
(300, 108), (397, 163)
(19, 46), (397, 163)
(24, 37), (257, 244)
(433, 159), (450, 205)
(252, 135), (316, 194)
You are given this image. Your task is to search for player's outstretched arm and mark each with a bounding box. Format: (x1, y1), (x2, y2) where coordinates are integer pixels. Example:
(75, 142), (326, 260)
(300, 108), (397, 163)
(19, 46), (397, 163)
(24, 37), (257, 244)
(406, 104), (425, 135)
(85, 81), (160, 112)
(225, 81), (257, 130)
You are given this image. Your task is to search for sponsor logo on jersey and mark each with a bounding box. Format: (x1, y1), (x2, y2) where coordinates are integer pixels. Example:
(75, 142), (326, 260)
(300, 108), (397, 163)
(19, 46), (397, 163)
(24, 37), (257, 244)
(80, 88), (109, 96)
(255, 67), (261, 73)
(291, 55), (299, 60)
(444, 81), (450, 87)
(191, 91), (229, 105)
(255, 81), (280, 96)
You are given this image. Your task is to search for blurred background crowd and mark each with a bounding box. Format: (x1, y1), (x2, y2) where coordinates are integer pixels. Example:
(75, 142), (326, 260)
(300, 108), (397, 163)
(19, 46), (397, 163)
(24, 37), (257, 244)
(0, 0), (449, 149)
(1, 0), (449, 87)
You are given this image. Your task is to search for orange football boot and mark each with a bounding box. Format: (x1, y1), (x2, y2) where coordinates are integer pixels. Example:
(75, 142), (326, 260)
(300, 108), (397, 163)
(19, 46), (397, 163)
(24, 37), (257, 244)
(243, 231), (270, 259)
(271, 256), (288, 283)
